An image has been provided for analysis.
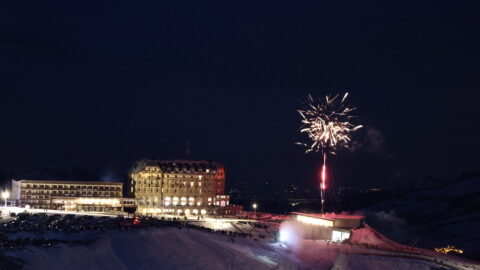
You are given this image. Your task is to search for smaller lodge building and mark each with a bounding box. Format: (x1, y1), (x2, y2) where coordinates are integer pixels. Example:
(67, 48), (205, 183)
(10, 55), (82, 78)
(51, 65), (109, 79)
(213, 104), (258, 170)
(292, 212), (364, 242)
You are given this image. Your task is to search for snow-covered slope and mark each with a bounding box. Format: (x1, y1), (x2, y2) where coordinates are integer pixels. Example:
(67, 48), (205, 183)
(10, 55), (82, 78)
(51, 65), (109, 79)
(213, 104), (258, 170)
(7, 228), (297, 270)
(364, 177), (480, 260)
(6, 227), (477, 270)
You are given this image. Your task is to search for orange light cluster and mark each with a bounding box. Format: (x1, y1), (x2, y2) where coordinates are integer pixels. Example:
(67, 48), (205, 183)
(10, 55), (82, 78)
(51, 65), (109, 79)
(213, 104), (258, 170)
(434, 245), (464, 254)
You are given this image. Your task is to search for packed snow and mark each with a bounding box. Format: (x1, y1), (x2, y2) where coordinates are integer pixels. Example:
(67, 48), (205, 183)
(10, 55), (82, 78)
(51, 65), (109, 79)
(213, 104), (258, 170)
(6, 227), (479, 270)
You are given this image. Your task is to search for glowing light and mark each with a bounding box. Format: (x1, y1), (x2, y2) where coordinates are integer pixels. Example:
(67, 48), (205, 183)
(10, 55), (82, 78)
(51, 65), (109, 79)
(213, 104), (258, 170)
(201, 209), (206, 215)
(332, 230), (350, 242)
(279, 230), (290, 242)
(435, 246), (464, 254)
(296, 215), (333, 227)
(133, 217), (140, 225)
(321, 152), (327, 190)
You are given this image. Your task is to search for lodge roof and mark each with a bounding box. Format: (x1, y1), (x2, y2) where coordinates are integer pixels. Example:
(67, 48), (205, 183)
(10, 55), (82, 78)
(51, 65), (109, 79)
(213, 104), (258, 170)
(292, 212), (364, 221)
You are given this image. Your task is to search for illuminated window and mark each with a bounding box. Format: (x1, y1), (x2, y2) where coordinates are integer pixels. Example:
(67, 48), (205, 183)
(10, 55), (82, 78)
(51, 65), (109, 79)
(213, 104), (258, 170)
(331, 230), (350, 242)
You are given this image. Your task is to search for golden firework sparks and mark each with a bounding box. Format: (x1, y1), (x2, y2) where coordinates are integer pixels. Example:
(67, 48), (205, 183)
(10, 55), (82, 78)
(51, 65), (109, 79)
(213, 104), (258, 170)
(297, 92), (362, 154)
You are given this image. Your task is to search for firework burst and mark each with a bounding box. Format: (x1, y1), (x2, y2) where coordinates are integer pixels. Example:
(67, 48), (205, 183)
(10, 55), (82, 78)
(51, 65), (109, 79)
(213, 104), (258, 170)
(297, 92), (362, 213)
(297, 92), (362, 155)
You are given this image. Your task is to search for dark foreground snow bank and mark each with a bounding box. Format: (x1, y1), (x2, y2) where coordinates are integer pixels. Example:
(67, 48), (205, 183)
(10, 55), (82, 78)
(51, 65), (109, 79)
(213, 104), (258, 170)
(6, 228), (475, 270)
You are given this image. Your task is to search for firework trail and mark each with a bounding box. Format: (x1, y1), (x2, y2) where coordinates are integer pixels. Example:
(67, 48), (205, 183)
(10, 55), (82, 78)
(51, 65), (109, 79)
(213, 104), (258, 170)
(297, 92), (362, 213)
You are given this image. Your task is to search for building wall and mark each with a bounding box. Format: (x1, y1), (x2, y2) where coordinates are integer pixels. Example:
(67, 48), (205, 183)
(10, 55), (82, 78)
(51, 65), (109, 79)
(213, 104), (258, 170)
(131, 160), (229, 214)
(12, 180), (123, 211)
(333, 218), (364, 229)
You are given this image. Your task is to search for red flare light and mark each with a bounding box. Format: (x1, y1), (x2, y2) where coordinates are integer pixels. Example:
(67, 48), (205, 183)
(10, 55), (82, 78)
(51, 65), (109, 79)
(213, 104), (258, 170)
(320, 152), (327, 190)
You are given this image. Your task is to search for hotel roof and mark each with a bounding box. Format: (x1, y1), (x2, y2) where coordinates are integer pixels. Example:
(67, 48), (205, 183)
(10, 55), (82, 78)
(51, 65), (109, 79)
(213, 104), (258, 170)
(132, 159), (223, 174)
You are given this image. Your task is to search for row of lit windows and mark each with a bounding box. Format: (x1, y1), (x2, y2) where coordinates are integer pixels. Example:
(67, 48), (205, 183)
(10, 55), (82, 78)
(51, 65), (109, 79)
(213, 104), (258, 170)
(143, 166), (215, 174)
(135, 188), (206, 194)
(20, 184), (121, 190)
(135, 176), (208, 185)
(135, 182), (204, 188)
(22, 200), (50, 204)
(21, 191), (120, 196)
(140, 201), (228, 207)
(142, 208), (207, 215)
(21, 190), (119, 195)
(22, 193), (121, 199)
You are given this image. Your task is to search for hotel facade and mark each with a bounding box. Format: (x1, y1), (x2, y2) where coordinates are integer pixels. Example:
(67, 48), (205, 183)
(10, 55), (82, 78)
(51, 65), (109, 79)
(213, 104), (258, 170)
(11, 180), (125, 212)
(131, 160), (237, 216)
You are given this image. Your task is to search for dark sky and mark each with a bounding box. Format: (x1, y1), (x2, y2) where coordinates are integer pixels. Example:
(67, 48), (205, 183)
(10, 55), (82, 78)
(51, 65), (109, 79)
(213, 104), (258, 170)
(1, 2), (479, 189)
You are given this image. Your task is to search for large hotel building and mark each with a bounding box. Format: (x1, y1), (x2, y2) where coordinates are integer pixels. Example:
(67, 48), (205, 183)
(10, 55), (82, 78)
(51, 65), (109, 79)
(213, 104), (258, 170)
(131, 160), (236, 215)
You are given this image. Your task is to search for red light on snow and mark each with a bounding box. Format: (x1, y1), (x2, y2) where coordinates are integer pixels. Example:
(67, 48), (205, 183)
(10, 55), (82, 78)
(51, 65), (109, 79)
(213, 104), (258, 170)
(133, 217), (140, 225)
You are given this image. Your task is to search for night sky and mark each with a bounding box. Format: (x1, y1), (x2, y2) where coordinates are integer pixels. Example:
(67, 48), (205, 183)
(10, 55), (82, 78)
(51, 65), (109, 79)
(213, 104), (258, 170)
(1, 2), (479, 189)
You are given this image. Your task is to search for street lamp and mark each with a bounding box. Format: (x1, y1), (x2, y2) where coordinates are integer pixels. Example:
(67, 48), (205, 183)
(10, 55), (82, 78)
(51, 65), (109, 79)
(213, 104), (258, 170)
(252, 203), (257, 219)
(2, 191), (9, 207)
